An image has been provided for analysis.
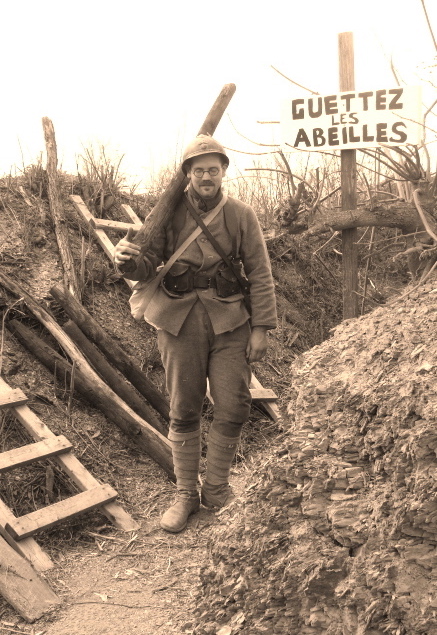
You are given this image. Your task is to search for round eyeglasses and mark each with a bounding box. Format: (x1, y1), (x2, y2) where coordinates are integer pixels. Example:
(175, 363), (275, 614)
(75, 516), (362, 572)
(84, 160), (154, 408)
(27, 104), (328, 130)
(192, 167), (220, 178)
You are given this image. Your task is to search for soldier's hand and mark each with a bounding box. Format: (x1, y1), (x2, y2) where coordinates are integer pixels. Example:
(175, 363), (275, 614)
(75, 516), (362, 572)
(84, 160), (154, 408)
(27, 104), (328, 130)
(246, 327), (268, 363)
(113, 228), (141, 266)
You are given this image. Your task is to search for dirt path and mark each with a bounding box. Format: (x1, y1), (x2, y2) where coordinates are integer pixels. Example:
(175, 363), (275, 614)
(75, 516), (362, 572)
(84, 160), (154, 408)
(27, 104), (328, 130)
(39, 511), (217, 635)
(0, 465), (250, 635)
(0, 504), (227, 635)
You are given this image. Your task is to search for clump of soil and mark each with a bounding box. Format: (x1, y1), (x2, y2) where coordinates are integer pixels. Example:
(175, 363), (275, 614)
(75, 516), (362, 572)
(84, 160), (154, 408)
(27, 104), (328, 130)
(192, 280), (437, 635)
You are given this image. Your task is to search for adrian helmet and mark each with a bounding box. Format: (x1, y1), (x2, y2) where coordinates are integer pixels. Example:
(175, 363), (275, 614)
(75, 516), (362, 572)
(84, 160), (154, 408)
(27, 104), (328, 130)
(181, 134), (229, 175)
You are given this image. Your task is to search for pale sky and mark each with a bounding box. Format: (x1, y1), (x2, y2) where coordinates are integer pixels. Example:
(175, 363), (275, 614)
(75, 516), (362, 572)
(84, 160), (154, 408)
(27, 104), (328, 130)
(1, 0), (436, 189)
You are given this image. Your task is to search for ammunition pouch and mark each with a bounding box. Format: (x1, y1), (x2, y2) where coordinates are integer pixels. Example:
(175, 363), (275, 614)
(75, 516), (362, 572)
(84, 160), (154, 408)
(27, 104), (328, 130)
(215, 263), (244, 298)
(162, 264), (193, 297)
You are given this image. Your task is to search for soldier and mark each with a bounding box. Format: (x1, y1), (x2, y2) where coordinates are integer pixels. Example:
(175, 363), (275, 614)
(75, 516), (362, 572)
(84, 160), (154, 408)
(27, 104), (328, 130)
(114, 135), (277, 533)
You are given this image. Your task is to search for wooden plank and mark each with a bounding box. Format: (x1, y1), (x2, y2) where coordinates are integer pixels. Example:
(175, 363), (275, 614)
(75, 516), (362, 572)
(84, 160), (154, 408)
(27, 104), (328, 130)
(71, 194), (134, 289)
(250, 375), (281, 422)
(0, 436), (72, 473)
(0, 500), (53, 572)
(206, 376), (280, 421)
(6, 484), (118, 540)
(91, 218), (142, 232)
(0, 378), (139, 532)
(0, 388), (28, 409)
(0, 524), (23, 555)
(0, 535), (61, 622)
(250, 388), (278, 402)
(121, 204), (142, 224)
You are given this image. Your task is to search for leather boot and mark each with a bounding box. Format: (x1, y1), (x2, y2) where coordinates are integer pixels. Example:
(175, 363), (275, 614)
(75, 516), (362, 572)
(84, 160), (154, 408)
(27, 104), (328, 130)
(160, 492), (200, 533)
(201, 427), (240, 509)
(160, 429), (201, 533)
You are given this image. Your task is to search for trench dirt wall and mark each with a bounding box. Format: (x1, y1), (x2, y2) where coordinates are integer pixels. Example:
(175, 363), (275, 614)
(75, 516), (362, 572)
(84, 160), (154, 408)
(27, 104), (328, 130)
(193, 280), (437, 635)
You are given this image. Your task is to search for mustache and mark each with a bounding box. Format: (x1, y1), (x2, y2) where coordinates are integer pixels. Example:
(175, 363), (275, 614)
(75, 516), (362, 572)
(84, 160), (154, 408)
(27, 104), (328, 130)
(200, 180), (214, 186)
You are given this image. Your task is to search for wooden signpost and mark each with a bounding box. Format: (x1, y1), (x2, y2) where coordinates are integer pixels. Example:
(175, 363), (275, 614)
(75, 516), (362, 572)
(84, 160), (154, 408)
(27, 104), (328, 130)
(338, 32), (358, 319)
(280, 32), (423, 319)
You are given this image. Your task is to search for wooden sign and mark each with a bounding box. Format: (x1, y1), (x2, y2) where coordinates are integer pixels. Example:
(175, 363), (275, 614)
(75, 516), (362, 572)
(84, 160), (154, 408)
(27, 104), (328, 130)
(281, 85), (423, 151)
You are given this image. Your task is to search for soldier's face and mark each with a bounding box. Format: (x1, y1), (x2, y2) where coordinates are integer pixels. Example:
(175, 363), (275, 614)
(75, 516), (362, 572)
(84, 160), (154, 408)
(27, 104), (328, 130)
(187, 153), (227, 199)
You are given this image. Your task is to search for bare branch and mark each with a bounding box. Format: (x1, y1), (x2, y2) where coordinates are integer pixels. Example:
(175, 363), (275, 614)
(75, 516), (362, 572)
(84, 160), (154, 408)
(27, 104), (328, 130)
(227, 115), (279, 148)
(390, 56), (402, 86)
(270, 66), (319, 95)
(276, 150), (296, 196)
(412, 188), (437, 242)
(420, 0), (437, 51)
(224, 146), (274, 156)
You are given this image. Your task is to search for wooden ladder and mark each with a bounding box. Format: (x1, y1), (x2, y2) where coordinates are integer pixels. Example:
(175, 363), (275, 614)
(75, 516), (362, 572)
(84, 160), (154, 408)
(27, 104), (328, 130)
(70, 195), (281, 422)
(0, 376), (139, 573)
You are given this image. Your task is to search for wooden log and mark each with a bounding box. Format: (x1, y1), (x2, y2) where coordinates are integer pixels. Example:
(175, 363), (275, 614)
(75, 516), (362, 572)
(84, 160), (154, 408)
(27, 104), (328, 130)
(50, 283), (170, 421)
(6, 318), (173, 479)
(0, 272), (173, 478)
(62, 319), (167, 436)
(118, 83), (236, 275)
(0, 376), (140, 532)
(0, 535), (61, 622)
(42, 116), (81, 299)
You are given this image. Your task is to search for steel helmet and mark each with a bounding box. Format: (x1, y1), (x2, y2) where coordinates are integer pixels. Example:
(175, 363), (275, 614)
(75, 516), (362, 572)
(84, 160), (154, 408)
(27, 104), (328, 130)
(181, 134), (229, 175)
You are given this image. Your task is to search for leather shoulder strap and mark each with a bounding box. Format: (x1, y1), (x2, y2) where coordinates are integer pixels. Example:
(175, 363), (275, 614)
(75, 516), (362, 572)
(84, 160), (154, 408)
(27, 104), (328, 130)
(223, 202), (239, 258)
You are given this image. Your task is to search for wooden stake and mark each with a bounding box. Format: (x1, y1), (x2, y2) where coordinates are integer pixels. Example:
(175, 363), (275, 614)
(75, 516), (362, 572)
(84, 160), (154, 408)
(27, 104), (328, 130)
(42, 117), (81, 300)
(338, 32), (359, 319)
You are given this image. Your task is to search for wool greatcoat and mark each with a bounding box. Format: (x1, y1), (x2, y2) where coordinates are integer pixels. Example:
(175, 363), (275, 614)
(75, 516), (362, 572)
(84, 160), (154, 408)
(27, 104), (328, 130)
(123, 189), (277, 431)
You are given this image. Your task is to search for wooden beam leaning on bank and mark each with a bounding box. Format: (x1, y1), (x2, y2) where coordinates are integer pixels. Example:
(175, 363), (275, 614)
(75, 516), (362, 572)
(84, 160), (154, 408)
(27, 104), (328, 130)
(117, 83), (237, 275)
(0, 271), (173, 478)
(49, 283), (170, 422)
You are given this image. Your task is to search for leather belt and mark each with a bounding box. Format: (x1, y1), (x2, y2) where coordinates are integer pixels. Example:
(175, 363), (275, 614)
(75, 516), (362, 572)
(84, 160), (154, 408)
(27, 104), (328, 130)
(192, 273), (217, 289)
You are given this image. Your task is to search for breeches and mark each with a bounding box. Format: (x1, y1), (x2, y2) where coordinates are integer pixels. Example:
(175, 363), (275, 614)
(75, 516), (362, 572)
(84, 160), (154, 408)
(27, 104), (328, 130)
(157, 300), (252, 433)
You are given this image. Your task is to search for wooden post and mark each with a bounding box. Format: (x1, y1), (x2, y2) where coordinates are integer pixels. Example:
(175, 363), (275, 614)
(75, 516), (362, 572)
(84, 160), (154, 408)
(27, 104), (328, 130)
(338, 32), (359, 319)
(42, 117), (81, 300)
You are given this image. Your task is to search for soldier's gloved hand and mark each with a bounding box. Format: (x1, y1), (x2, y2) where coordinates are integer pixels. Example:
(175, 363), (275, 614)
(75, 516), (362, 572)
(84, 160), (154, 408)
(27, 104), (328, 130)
(113, 228), (141, 266)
